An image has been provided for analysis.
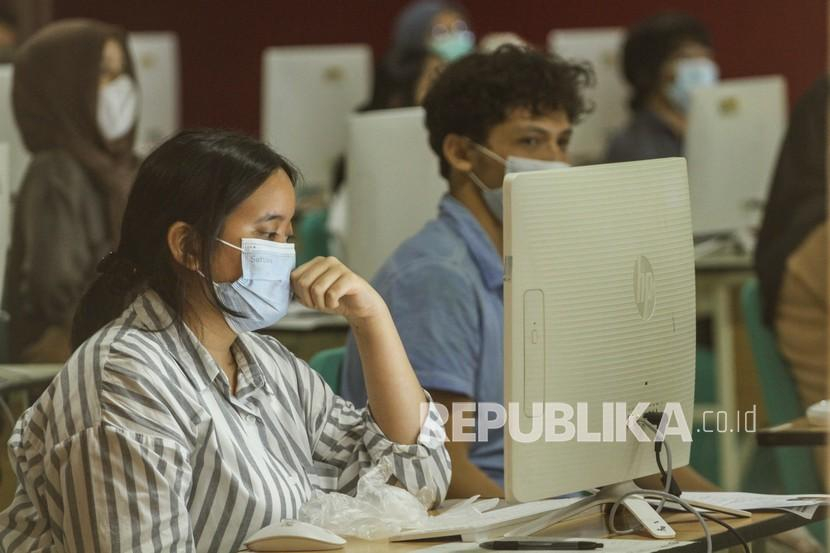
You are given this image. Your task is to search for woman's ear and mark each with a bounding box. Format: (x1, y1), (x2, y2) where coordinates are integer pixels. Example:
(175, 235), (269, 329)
(167, 222), (200, 271)
(442, 133), (475, 174)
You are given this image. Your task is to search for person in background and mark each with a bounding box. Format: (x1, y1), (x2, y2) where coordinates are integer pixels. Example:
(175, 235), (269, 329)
(0, 6), (16, 61)
(369, 0), (473, 110)
(605, 12), (717, 163)
(341, 45), (591, 497)
(0, 129), (450, 551)
(1, 19), (139, 362)
(756, 77), (828, 428)
(327, 0), (474, 261)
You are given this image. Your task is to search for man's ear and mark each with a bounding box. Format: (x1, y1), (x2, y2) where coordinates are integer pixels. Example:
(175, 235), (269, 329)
(167, 221), (200, 272)
(442, 133), (476, 174)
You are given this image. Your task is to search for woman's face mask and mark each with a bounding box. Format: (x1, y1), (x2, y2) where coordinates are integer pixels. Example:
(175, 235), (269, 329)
(429, 30), (475, 61)
(428, 18), (474, 62)
(97, 74), (138, 141)
(208, 238), (296, 333)
(468, 142), (570, 222)
(666, 58), (719, 112)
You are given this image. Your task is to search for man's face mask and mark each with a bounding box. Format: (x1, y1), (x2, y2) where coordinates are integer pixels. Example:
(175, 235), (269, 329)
(467, 142), (570, 222)
(666, 57), (719, 112)
(207, 238), (296, 333)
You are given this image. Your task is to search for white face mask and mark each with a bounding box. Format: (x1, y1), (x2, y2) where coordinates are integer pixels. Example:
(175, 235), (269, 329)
(208, 238), (296, 333)
(667, 58), (719, 112)
(97, 74), (138, 141)
(469, 143), (570, 222)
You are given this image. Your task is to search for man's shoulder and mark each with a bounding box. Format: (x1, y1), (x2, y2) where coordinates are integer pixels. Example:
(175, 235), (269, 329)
(374, 225), (477, 299)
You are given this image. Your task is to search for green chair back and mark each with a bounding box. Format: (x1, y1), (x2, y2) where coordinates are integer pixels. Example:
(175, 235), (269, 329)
(308, 347), (344, 394)
(296, 209), (329, 265)
(740, 278), (821, 494)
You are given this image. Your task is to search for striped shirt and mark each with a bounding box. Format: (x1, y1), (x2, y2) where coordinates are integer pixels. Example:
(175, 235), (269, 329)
(0, 290), (450, 552)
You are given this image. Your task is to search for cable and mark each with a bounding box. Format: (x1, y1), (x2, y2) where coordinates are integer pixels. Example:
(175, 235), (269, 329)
(640, 419), (672, 513)
(605, 417), (712, 553)
(607, 489), (712, 553)
(700, 511), (750, 553)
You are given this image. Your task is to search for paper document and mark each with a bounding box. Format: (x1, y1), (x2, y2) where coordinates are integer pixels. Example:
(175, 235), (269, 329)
(681, 492), (829, 510)
(780, 504), (821, 520)
(391, 498), (582, 542)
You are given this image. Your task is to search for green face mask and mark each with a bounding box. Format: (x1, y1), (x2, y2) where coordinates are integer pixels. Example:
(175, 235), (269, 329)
(429, 30), (475, 62)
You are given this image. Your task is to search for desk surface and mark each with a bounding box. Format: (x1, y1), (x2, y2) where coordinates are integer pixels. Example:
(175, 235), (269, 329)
(338, 508), (823, 552)
(757, 417), (828, 447)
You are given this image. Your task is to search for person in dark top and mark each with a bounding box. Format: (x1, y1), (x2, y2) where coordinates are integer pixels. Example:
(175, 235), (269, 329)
(755, 76), (827, 414)
(2, 20), (139, 362)
(605, 12), (718, 163)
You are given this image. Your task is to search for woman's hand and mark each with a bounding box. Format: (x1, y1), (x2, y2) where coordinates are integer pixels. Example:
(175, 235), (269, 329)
(291, 257), (386, 323)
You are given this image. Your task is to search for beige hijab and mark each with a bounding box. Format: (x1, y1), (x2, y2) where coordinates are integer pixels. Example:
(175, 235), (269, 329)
(12, 18), (138, 240)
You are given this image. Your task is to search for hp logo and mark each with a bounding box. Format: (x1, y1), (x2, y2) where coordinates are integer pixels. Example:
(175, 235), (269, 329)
(634, 256), (656, 320)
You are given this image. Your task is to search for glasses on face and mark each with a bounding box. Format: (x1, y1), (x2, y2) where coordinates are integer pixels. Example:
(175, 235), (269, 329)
(431, 20), (469, 39)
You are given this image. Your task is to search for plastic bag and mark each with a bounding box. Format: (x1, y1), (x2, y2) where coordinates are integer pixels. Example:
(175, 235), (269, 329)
(298, 457), (432, 540)
(298, 457), (491, 540)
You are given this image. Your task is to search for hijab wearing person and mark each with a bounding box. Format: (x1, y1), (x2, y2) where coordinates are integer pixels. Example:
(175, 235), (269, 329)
(12, 18), (139, 241)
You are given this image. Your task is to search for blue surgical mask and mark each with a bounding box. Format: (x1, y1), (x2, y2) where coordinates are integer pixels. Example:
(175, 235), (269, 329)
(469, 143), (570, 222)
(429, 30), (475, 61)
(667, 58), (719, 112)
(209, 238), (296, 333)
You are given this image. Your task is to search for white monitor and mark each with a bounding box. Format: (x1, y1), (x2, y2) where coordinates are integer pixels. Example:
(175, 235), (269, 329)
(0, 65), (30, 197)
(0, 143), (9, 300)
(261, 45), (372, 193)
(548, 28), (628, 164)
(344, 107), (446, 280)
(686, 75), (787, 235)
(127, 32), (182, 156)
(503, 158), (696, 535)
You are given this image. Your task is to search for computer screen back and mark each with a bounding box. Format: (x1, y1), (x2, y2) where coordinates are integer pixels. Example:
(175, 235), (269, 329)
(261, 45), (372, 193)
(344, 107), (446, 280)
(504, 158), (695, 502)
(686, 76), (787, 235)
(548, 28), (627, 164)
(127, 32), (181, 156)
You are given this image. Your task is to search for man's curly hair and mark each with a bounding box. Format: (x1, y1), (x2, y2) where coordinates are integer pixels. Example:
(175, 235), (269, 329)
(423, 45), (594, 178)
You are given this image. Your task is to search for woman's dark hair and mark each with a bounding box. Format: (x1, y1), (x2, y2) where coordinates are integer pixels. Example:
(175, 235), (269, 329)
(423, 44), (593, 179)
(622, 12), (712, 111)
(71, 129), (298, 347)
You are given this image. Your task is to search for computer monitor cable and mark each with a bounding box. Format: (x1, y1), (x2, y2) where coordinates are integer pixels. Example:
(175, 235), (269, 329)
(606, 419), (712, 553)
(646, 418), (750, 553)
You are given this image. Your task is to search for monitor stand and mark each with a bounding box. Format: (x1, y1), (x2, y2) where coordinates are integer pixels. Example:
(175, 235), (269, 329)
(504, 480), (751, 539)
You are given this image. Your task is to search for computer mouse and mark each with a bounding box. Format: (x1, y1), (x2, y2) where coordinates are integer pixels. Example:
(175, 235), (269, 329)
(243, 519), (346, 552)
(806, 400), (830, 426)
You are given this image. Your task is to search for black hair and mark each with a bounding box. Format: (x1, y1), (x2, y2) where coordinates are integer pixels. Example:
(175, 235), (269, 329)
(71, 129), (298, 347)
(623, 12), (712, 110)
(422, 44), (593, 179)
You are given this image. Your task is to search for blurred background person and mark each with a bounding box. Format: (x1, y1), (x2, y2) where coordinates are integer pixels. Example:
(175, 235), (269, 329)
(1, 19), (139, 362)
(756, 76), (828, 416)
(368, 0), (473, 111)
(605, 12), (717, 163)
(0, 6), (17, 62)
(0, 0), (52, 62)
(328, 0), (473, 260)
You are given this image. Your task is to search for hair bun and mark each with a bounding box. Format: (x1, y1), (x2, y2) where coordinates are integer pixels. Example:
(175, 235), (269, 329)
(97, 251), (137, 276)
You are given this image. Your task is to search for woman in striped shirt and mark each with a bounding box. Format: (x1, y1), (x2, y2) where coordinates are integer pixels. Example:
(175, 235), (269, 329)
(0, 130), (451, 552)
